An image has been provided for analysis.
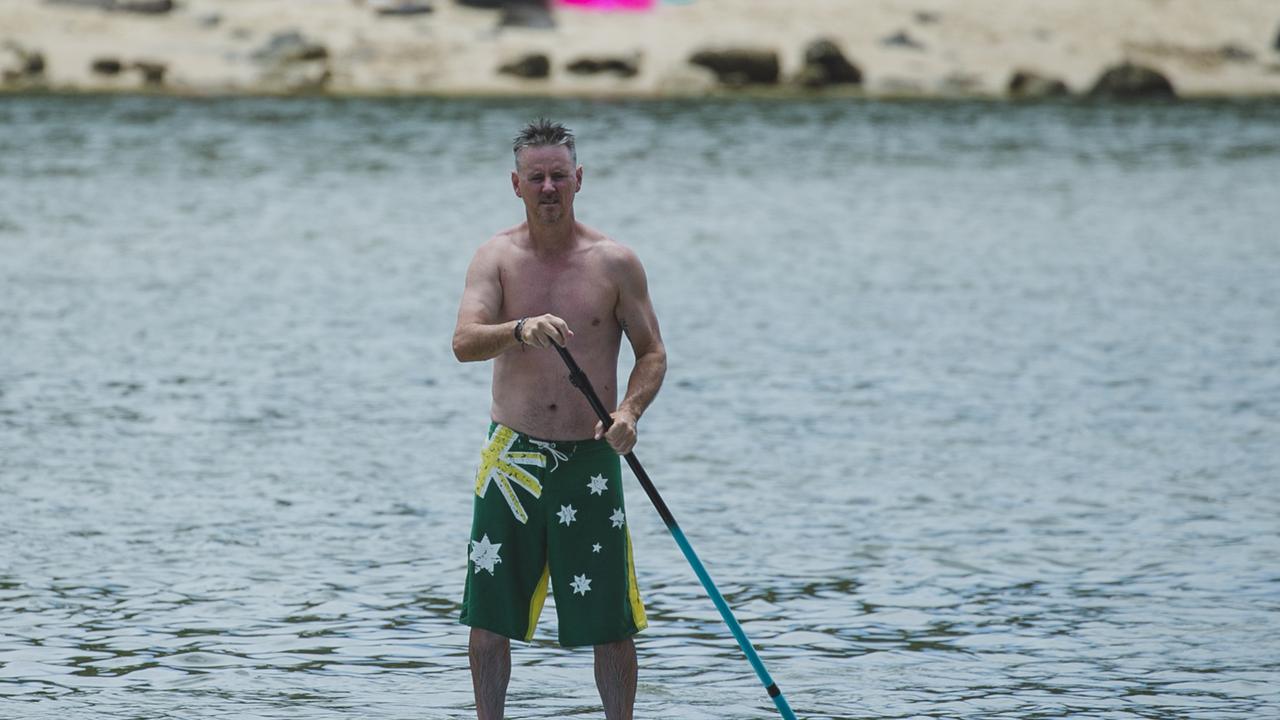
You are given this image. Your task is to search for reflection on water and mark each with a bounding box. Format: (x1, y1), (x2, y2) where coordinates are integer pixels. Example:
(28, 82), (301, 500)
(1, 96), (1279, 719)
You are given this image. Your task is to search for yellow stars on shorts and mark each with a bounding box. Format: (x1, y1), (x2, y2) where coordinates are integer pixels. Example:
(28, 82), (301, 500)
(475, 425), (546, 524)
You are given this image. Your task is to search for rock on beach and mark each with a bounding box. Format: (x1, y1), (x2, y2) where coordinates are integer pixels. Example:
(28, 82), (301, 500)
(1008, 69), (1070, 98)
(1089, 62), (1177, 99)
(2, 41), (46, 86)
(798, 39), (862, 88)
(688, 48), (780, 86)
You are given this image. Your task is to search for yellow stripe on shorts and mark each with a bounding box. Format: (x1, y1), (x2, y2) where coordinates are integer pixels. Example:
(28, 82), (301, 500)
(625, 529), (648, 631)
(525, 563), (550, 642)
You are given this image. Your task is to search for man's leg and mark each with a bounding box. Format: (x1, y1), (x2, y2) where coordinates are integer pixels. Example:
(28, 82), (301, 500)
(593, 636), (637, 720)
(469, 627), (511, 720)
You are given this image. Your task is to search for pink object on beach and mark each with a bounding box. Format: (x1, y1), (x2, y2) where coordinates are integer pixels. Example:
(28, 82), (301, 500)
(558, 0), (655, 11)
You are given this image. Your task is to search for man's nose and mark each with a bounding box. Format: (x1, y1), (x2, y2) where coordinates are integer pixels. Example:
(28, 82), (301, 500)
(540, 178), (556, 193)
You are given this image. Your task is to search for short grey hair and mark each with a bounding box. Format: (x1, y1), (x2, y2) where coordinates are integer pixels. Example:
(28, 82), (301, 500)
(512, 118), (577, 167)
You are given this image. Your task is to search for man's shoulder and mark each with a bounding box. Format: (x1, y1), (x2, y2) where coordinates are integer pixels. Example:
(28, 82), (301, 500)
(476, 224), (529, 257)
(491, 223), (529, 246)
(578, 223), (641, 268)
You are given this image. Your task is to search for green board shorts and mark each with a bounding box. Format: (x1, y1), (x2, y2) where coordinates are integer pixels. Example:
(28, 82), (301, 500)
(460, 422), (647, 647)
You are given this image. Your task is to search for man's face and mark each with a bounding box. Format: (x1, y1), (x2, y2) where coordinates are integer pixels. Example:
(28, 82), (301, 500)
(512, 145), (581, 225)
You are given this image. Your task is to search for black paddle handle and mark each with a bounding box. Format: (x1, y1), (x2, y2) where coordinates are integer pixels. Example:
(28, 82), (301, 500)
(553, 344), (678, 528)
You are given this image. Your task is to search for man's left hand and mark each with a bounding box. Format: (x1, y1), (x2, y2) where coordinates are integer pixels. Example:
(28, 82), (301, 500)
(595, 409), (638, 455)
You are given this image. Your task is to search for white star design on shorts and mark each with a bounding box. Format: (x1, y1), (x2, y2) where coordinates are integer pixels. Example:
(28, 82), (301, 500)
(571, 574), (592, 595)
(610, 508), (625, 529)
(557, 504), (578, 526)
(470, 534), (502, 575)
(592, 543), (602, 553)
(587, 474), (609, 496)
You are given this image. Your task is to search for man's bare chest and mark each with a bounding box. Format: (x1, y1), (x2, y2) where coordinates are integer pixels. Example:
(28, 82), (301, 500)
(500, 261), (617, 322)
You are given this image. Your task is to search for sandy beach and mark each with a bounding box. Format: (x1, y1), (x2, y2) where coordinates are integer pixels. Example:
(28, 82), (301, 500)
(4, 0), (1280, 99)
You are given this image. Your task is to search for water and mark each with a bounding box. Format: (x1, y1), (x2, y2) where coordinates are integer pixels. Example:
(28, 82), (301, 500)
(1, 95), (1278, 719)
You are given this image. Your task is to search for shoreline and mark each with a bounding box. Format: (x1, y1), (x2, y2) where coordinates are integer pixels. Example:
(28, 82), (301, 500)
(5, 0), (1280, 100)
(10, 86), (1280, 103)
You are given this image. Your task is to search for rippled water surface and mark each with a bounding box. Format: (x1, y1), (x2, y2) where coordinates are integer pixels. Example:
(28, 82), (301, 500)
(2, 95), (1279, 719)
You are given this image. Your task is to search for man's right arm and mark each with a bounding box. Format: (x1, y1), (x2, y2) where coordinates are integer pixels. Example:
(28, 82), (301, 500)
(452, 242), (521, 363)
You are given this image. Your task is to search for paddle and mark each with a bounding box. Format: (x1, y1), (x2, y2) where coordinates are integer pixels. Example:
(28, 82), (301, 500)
(553, 343), (800, 720)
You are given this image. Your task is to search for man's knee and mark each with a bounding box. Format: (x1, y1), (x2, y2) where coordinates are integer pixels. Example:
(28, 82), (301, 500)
(470, 627), (511, 655)
(594, 636), (635, 656)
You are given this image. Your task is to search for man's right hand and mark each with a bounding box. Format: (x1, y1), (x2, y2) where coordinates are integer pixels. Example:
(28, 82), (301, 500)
(519, 314), (573, 348)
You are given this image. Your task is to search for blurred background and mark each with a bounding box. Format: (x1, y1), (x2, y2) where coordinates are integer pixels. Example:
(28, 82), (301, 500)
(2, 2), (1279, 719)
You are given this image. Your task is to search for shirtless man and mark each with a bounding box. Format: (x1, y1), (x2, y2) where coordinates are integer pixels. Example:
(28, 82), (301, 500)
(452, 119), (666, 720)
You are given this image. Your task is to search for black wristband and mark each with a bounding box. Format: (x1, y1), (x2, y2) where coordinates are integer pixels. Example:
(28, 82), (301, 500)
(513, 317), (527, 345)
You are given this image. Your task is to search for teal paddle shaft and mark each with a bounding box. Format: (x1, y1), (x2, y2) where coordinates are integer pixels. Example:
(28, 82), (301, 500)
(553, 344), (799, 720)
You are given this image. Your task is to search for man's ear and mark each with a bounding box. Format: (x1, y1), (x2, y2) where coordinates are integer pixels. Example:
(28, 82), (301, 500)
(575, 165), (583, 192)
(512, 170), (522, 197)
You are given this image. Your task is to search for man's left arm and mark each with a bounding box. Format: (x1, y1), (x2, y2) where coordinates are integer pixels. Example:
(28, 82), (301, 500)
(596, 246), (666, 454)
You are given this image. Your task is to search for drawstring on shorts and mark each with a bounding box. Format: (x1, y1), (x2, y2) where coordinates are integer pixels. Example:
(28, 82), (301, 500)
(528, 438), (570, 472)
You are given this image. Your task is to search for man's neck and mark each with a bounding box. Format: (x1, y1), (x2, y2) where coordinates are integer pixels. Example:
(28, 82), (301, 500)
(526, 215), (577, 255)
